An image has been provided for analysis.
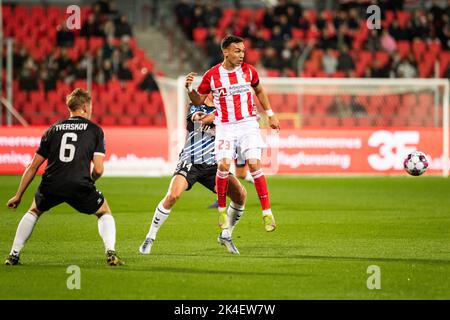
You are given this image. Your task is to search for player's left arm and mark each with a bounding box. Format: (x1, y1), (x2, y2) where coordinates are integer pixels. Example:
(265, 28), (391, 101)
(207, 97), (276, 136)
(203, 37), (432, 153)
(7, 154), (46, 210)
(92, 154), (104, 181)
(253, 82), (280, 132)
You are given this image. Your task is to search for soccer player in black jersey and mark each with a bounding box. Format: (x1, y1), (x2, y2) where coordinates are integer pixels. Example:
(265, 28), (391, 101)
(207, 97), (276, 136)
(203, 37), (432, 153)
(139, 98), (247, 255)
(5, 88), (123, 266)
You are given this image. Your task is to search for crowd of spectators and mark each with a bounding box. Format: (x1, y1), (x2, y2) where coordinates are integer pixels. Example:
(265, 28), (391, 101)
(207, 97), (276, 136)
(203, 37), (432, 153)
(9, 0), (158, 93)
(175, 0), (450, 79)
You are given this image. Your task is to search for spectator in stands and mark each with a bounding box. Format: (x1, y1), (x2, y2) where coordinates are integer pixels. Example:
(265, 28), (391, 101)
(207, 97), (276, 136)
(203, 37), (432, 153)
(81, 13), (105, 38)
(119, 38), (134, 59)
(366, 29), (382, 52)
(327, 97), (352, 117)
(366, 59), (391, 78)
(262, 7), (276, 29)
(13, 45), (28, 73)
(286, 6), (299, 28)
(336, 23), (353, 50)
(102, 36), (116, 60)
(57, 49), (75, 81)
(322, 48), (338, 74)
(319, 28), (338, 50)
(287, 0), (303, 17)
(56, 22), (75, 48)
(118, 61), (133, 80)
(277, 15), (292, 40)
(242, 17), (259, 43)
(281, 40), (295, 70)
(389, 20), (408, 41)
(111, 49), (122, 75)
(251, 30), (269, 50)
(40, 67), (57, 92)
(350, 96), (367, 117)
(205, 32), (223, 67)
(18, 58), (39, 92)
(174, 0), (193, 38)
(204, 3), (222, 28)
(396, 54), (418, 78)
(274, 0), (288, 17)
(115, 15), (133, 38)
(103, 20), (116, 39)
(380, 29), (397, 54)
(261, 47), (283, 70)
(139, 71), (159, 92)
(74, 54), (89, 79)
(337, 44), (355, 76)
(271, 25), (285, 53)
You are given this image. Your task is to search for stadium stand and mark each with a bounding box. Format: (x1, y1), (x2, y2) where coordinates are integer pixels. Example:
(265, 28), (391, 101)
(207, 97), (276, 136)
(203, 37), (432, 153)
(174, 0), (450, 129)
(1, 2), (166, 127)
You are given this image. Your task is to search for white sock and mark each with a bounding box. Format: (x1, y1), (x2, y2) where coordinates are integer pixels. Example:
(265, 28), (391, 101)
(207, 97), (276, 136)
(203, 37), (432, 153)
(244, 170), (254, 183)
(227, 202), (245, 236)
(146, 201), (170, 240)
(10, 212), (38, 255)
(98, 214), (116, 252)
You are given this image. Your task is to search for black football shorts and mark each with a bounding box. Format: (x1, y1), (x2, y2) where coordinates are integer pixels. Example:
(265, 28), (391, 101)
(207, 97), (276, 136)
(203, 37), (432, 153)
(35, 184), (105, 214)
(173, 161), (217, 193)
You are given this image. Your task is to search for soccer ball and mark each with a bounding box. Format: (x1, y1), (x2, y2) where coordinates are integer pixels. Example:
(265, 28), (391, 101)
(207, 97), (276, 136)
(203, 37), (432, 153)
(403, 151), (429, 176)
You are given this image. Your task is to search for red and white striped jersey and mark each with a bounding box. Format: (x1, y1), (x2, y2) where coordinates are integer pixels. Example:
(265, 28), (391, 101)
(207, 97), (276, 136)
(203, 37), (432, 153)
(196, 62), (260, 124)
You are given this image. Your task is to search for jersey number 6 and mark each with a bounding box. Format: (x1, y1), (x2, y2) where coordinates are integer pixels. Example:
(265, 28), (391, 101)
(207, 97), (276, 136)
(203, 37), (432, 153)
(59, 133), (78, 162)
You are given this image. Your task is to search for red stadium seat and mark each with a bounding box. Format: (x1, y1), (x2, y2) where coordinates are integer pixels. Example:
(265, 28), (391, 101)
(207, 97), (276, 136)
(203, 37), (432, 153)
(101, 115), (117, 126)
(127, 103), (143, 116)
(135, 115), (152, 126)
(118, 116), (134, 126)
(245, 49), (261, 65)
(193, 28), (208, 45)
(397, 41), (410, 58)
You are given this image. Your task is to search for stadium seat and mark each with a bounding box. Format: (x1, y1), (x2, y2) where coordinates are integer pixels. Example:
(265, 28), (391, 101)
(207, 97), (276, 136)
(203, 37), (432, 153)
(101, 115), (117, 126)
(135, 115), (152, 126)
(118, 116), (134, 126)
(193, 28), (208, 45)
(397, 41), (410, 58)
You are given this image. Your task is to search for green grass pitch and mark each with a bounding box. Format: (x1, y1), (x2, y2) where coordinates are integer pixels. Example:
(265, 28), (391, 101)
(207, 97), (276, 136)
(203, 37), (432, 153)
(0, 175), (449, 299)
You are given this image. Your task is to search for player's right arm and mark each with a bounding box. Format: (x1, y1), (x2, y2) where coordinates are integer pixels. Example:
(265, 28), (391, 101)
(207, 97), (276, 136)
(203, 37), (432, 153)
(7, 154), (46, 210)
(185, 72), (208, 106)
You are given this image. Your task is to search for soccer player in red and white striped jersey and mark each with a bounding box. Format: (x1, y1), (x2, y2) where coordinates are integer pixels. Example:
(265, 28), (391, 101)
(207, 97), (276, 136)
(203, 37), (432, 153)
(185, 35), (280, 232)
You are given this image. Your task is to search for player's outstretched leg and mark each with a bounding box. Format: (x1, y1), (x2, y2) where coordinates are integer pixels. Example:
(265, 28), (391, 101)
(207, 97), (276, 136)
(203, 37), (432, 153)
(248, 160), (276, 232)
(96, 200), (124, 266)
(5, 201), (42, 266)
(139, 175), (187, 254)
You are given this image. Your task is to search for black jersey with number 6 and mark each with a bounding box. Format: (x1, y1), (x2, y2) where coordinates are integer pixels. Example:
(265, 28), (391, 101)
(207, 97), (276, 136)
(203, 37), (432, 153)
(36, 116), (105, 195)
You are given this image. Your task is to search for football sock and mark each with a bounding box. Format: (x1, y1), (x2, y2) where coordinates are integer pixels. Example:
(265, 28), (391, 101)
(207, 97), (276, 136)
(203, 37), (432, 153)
(216, 170), (229, 210)
(147, 201), (171, 240)
(227, 202), (245, 235)
(98, 214), (116, 252)
(10, 211), (38, 255)
(251, 169), (271, 211)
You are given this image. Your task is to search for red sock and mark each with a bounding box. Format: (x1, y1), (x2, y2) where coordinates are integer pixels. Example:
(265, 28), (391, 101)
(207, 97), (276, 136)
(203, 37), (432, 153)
(251, 169), (271, 210)
(216, 170), (229, 208)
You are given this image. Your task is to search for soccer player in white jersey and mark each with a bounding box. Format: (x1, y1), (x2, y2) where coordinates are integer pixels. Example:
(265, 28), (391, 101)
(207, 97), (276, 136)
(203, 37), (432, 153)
(185, 35), (280, 232)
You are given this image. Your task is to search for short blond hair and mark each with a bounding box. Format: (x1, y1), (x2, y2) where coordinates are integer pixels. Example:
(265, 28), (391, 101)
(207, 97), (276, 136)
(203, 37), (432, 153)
(66, 88), (91, 111)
